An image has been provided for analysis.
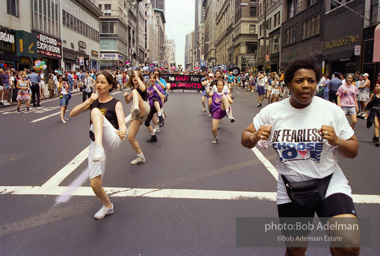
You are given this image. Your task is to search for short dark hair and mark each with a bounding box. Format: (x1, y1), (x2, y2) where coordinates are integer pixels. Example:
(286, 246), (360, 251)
(284, 59), (322, 85)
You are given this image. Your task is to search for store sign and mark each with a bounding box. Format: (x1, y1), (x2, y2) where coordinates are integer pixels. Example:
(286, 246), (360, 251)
(354, 45), (361, 56)
(324, 35), (359, 50)
(100, 54), (117, 60)
(34, 32), (62, 58)
(118, 55), (124, 61)
(91, 50), (99, 57)
(78, 41), (86, 50)
(15, 30), (38, 58)
(0, 31), (15, 44)
(79, 57), (84, 66)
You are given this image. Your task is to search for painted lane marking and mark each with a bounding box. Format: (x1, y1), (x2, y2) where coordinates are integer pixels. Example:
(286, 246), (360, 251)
(251, 147), (278, 180)
(30, 112), (61, 123)
(40, 114), (131, 188)
(1, 186), (380, 204)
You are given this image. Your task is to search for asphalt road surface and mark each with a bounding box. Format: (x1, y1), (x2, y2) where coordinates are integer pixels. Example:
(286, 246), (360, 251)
(1, 88), (379, 255)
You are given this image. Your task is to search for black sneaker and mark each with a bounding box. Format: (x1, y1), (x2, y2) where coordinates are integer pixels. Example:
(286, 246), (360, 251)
(372, 136), (377, 144)
(17, 108), (20, 112)
(158, 116), (164, 127)
(146, 135), (157, 142)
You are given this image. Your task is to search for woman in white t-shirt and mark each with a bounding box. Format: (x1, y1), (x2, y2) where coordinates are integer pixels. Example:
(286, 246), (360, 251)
(241, 59), (360, 256)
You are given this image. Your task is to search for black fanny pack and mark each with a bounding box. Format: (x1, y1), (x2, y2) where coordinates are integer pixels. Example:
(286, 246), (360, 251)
(282, 173), (333, 210)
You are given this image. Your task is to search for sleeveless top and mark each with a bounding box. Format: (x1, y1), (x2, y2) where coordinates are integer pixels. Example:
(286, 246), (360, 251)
(132, 85), (148, 101)
(90, 98), (120, 129)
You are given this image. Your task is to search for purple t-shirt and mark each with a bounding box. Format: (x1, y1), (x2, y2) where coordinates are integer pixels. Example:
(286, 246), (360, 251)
(210, 91), (228, 113)
(1, 74), (10, 85)
(336, 83), (358, 107)
(147, 85), (165, 107)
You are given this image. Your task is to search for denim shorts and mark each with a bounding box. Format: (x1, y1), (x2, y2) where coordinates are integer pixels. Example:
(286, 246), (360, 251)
(60, 94), (70, 106)
(342, 106), (356, 116)
(3, 84), (10, 90)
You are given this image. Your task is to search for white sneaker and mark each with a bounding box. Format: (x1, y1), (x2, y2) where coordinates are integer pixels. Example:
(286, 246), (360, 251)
(228, 116), (235, 123)
(64, 117), (69, 121)
(93, 145), (105, 162)
(153, 126), (160, 133)
(208, 114), (212, 118)
(201, 108), (206, 112)
(130, 156), (146, 165)
(61, 119), (67, 124)
(94, 204), (114, 219)
(212, 137), (218, 144)
(132, 105), (141, 119)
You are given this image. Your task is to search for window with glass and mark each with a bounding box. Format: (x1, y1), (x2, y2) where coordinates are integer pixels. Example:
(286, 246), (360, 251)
(105, 4), (111, 10)
(249, 24), (256, 34)
(250, 6), (256, 17)
(7, 0), (19, 17)
(371, 0), (379, 23)
(288, 0), (298, 19)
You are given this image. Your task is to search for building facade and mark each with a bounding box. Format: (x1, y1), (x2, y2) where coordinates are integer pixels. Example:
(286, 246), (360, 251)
(280, 0), (324, 73)
(323, 0), (364, 76)
(215, 0), (235, 67)
(203, 0), (216, 68)
(62, 0), (101, 71)
(233, 0), (259, 71)
(145, 1), (159, 65)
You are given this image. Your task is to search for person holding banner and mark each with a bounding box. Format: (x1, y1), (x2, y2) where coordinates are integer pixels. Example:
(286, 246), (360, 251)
(210, 80), (235, 144)
(145, 73), (166, 142)
(124, 70), (150, 164)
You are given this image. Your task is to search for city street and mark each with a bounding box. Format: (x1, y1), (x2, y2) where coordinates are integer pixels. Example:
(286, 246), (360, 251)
(0, 89), (380, 256)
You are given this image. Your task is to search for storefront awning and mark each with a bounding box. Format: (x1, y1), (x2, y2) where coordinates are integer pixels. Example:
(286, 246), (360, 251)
(327, 51), (353, 62)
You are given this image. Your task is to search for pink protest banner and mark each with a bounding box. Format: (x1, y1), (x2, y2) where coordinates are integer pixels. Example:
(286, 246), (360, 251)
(161, 74), (204, 90)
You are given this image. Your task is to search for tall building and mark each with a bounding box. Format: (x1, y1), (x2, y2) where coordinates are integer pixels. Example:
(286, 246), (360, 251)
(61, 0), (102, 71)
(154, 8), (166, 67)
(323, 0), (364, 75)
(165, 37), (176, 68)
(215, 0), (235, 66)
(280, 0), (324, 73)
(151, 0), (165, 13)
(145, 1), (159, 65)
(97, 0), (146, 69)
(194, 0), (204, 62)
(185, 33), (191, 69)
(203, 0), (216, 67)
(257, 0), (281, 72)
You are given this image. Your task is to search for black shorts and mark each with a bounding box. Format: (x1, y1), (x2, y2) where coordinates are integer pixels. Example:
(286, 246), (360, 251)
(277, 193), (357, 218)
(277, 193), (358, 245)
